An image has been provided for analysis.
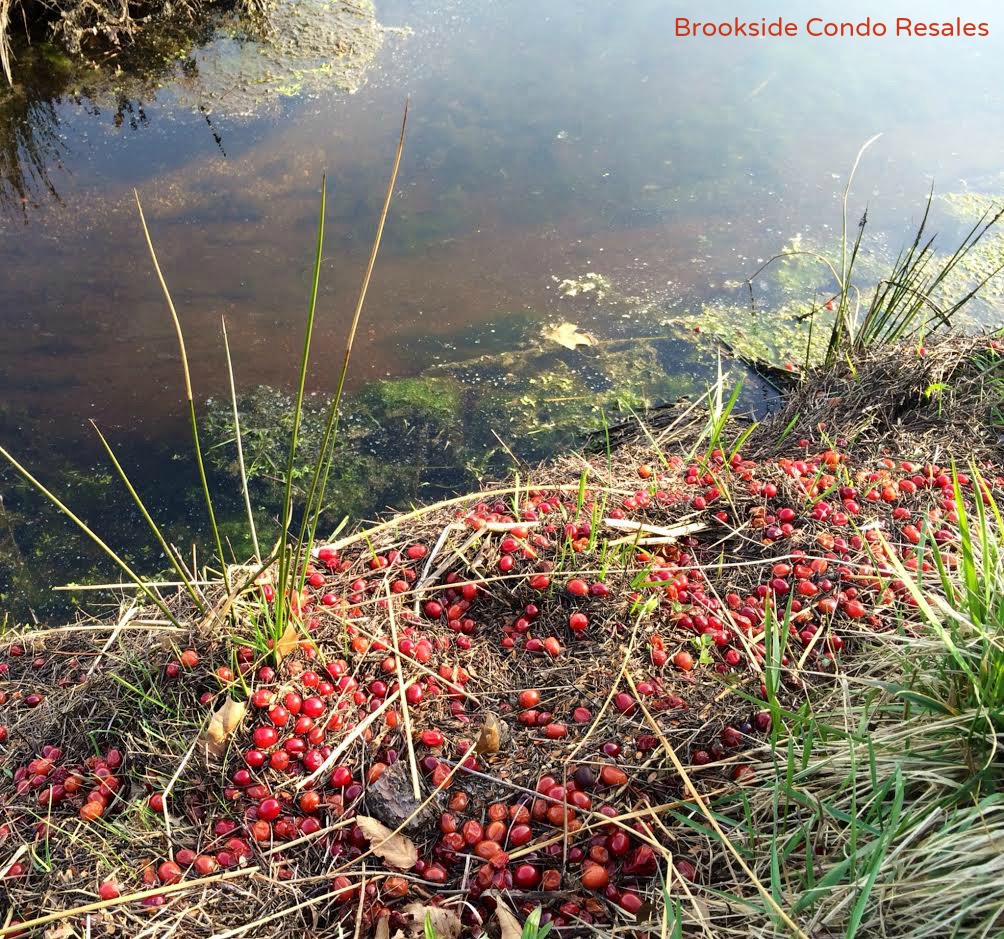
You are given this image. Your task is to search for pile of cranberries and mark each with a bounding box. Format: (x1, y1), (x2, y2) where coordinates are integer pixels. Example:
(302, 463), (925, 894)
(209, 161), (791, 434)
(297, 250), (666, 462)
(2, 432), (1000, 935)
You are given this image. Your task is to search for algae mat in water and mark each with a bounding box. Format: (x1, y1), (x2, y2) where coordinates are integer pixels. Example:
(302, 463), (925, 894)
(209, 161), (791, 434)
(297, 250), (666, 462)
(203, 334), (701, 526)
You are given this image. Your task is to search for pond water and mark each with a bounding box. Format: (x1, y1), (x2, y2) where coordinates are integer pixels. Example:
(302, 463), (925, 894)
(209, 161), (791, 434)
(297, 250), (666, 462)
(2, 0), (1003, 617)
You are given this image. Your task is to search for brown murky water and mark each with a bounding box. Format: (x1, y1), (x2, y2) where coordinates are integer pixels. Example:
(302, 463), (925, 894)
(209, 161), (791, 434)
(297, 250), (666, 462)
(4, 0), (1003, 434)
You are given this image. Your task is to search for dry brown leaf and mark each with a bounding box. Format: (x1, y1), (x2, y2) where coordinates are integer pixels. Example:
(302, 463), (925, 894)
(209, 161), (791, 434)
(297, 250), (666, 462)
(374, 915), (391, 939)
(274, 621), (301, 663)
(401, 904), (461, 939)
(355, 815), (418, 870)
(544, 321), (595, 350)
(202, 696), (247, 758)
(474, 711), (502, 755)
(492, 895), (523, 939)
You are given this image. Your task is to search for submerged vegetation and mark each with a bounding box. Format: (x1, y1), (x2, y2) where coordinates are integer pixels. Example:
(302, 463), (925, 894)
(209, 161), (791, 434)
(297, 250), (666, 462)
(1, 128), (1004, 936)
(204, 336), (704, 528)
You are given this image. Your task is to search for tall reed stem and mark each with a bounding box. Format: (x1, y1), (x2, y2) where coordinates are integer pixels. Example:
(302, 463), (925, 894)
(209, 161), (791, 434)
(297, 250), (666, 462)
(274, 177), (327, 636)
(133, 190), (225, 573)
(294, 103), (409, 585)
(221, 316), (261, 563)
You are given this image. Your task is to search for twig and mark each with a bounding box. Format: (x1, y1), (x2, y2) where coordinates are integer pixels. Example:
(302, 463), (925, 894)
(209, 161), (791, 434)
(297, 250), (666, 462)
(386, 583), (421, 801)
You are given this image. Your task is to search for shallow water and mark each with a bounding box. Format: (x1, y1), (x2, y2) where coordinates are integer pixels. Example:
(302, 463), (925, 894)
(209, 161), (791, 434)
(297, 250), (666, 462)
(1, 0), (1003, 614)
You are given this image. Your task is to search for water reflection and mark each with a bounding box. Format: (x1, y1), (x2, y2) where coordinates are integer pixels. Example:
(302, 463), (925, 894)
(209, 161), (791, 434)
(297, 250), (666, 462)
(0, 64), (67, 218)
(0, 96), (64, 218)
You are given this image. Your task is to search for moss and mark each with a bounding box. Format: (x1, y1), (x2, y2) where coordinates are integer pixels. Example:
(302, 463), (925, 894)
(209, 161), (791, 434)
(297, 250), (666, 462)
(204, 373), (474, 523)
(37, 44), (75, 73)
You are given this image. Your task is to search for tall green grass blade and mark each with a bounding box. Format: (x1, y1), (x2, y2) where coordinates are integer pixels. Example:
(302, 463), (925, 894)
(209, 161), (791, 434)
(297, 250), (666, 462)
(267, 175), (325, 642)
(520, 906), (552, 939)
(295, 103), (409, 585)
(273, 175), (327, 639)
(662, 874), (684, 939)
(89, 421), (205, 612)
(840, 134), (882, 290)
(221, 316), (261, 563)
(846, 769), (904, 938)
(133, 190), (225, 573)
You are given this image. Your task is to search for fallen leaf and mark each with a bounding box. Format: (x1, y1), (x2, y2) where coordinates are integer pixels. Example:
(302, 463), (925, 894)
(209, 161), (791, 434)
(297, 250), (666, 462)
(355, 815), (418, 870)
(202, 696), (247, 758)
(374, 915), (391, 939)
(544, 321), (595, 350)
(274, 621), (300, 663)
(474, 711), (502, 755)
(492, 896), (523, 939)
(401, 904), (461, 939)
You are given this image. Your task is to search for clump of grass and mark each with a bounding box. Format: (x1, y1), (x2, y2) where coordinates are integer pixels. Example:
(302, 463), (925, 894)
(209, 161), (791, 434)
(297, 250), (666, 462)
(888, 465), (1004, 765)
(747, 137), (1004, 371)
(657, 446), (1004, 938)
(681, 668), (1004, 936)
(276, 103), (407, 646)
(854, 197), (1004, 353)
(11, 102), (402, 628)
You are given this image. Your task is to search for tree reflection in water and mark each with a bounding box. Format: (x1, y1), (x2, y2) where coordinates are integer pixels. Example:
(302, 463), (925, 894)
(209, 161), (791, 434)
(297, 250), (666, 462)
(0, 81), (66, 220)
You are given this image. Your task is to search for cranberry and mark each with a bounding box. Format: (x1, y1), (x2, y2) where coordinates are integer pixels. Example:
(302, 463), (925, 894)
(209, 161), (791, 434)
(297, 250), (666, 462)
(253, 726), (279, 749)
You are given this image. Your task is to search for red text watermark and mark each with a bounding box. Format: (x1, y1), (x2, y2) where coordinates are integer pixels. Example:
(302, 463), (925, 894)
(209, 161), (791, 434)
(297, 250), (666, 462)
(674, 17), (989, 38)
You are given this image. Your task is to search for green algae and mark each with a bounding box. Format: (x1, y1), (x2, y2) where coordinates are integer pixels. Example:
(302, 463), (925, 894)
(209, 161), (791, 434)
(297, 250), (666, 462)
(556, 272), (612, 300)
(204, 374), (468, 525)
(203, 334), (698, 526)
(656, 296), (844, 371)
(0, 415), (215, 620)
